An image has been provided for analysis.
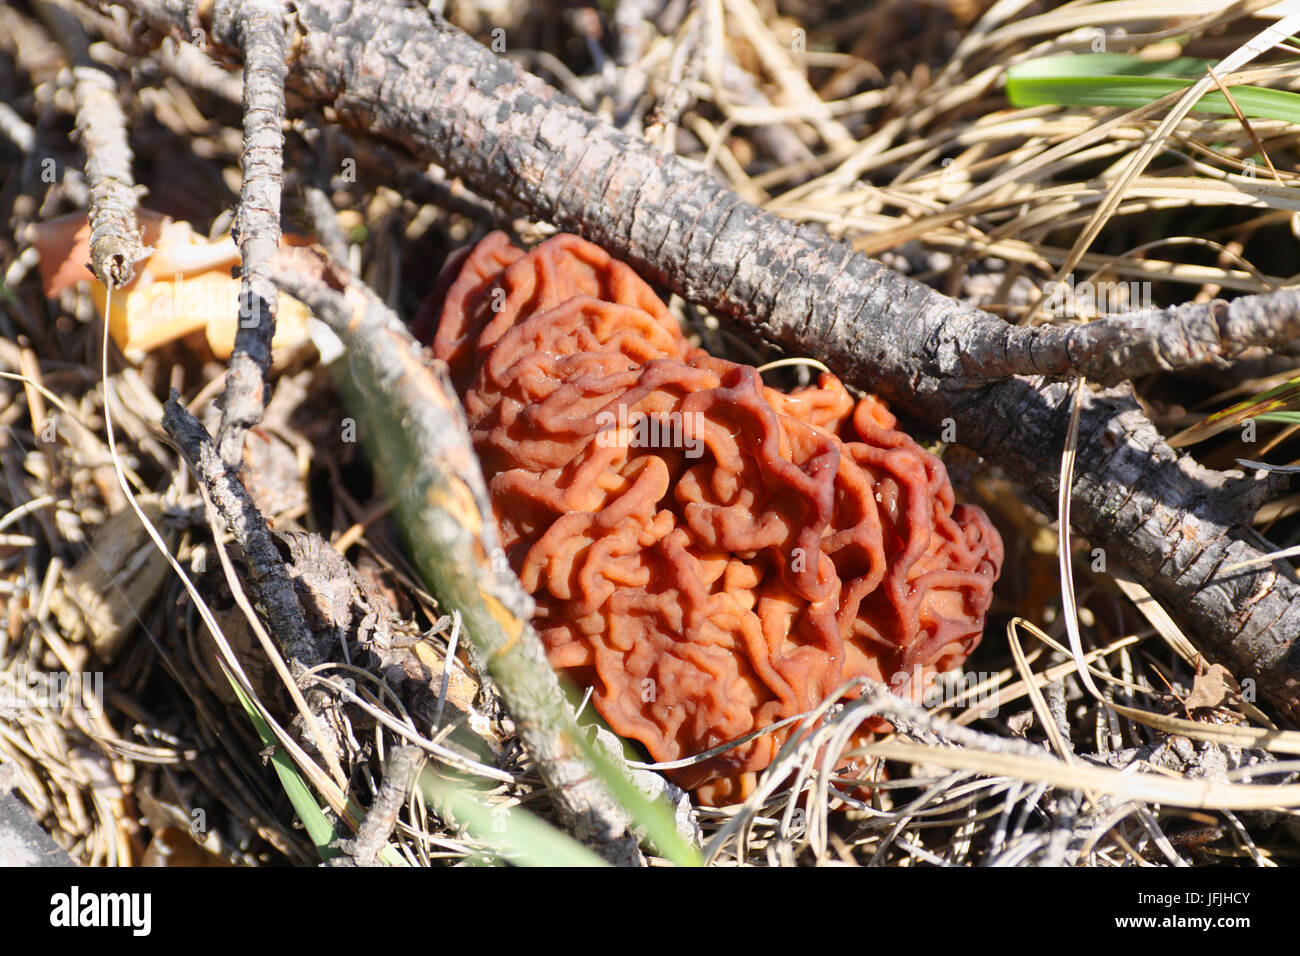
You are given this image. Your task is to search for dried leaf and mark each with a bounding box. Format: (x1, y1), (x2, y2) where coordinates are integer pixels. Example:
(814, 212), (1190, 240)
(1183, 662), (1238, 711)
(1168, 376), (1300, 447)
(27, 210), (313, 359)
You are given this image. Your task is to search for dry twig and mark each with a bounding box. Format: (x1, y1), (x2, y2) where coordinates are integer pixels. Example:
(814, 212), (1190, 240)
(38, 0), (147, 288)
(216, 0), (289, 469)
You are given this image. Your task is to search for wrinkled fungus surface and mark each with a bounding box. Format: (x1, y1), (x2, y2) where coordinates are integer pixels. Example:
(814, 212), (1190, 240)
(428, 231), (1003, 803)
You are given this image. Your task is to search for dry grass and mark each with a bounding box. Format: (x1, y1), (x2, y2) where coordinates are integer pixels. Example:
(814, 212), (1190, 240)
(1, 0), (1299, 866)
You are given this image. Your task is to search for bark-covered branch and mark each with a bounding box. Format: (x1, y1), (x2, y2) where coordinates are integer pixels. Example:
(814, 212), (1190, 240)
(216, 0), (289, 469)
(161, 397), (324, 672)
(162, 392), (352, 788)
(91, 0), (1300, 719)
(935, 289), (1300, 386)
(38, 0), (147, 288)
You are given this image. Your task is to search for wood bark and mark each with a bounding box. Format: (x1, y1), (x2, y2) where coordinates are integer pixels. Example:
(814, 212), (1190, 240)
(161, 396), (327, 673)
(327, 745), (422, 867)
(94, 0), (1300, 718)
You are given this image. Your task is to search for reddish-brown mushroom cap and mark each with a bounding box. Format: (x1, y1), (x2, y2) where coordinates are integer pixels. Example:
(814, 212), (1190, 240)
(428, 231), (1003, 804)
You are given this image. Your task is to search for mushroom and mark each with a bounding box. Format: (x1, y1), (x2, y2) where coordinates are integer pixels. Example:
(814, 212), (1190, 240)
(428, 231), (1004, 804)
(26, 210), (312, 360)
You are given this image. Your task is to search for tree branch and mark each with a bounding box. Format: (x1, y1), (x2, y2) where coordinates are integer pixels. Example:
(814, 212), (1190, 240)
(327, 745), (422, 867)
(161, 397), (325, 673)
(935, 289), (1300, 386)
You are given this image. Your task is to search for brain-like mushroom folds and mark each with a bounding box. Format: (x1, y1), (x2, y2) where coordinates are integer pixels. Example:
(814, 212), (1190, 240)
(428, 231), (1003, 804)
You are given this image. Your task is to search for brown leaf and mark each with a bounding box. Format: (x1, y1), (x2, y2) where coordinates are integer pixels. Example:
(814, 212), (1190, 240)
(1183, 663), (1237, 711)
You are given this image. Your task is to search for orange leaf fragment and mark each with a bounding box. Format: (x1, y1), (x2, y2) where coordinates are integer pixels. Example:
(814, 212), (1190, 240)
(27, 210), (313, 360)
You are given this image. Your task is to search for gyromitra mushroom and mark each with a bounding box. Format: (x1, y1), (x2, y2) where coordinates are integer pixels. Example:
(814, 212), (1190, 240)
(427, 231), (1003, 804)
(27, 210), (311, 359)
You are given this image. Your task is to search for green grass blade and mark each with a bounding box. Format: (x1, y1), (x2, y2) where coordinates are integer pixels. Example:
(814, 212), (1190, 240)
(225, 667), (407, 865)
(1007, 54), (1300, 124)
(570, 724), (703, 867)
(1255, 411), (1300, 425)
(226, 672), (342, 860)
(556, 676), (701, 866)
(420, 770), (610, 867)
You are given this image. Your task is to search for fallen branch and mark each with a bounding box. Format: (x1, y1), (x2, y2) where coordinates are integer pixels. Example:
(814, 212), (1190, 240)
(162, 395), (354, 792)
(161, 397), (325, 672)
(90, 2), (1300, 714)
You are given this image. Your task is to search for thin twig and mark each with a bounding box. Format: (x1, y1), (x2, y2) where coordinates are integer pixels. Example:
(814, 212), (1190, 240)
(933, 288), (1300, 386)
(38, 0), (147, 288)
(328, 745), (424, 867)
(162, 395), (351, 792)
(161, 396), (325, 673)
(217, 0), (288, 469)
(301, 183), (348, 265)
